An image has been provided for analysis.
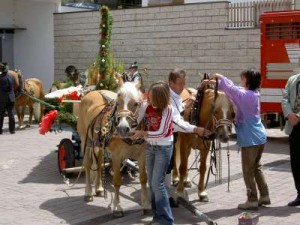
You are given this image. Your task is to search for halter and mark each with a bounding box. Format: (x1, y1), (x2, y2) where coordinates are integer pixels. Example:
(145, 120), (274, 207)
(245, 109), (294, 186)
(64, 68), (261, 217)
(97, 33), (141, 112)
(214, 118), (233, 130)
(115, 104), (140, 128)
(191, 76), (233, 141)
(207, 87), (232, 137)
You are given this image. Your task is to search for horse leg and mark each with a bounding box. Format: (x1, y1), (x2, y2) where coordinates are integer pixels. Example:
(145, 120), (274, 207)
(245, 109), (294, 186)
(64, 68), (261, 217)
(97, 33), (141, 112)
(21, 105), (26, 129)
(83, 145), (93, 202)
(28, 105), (33, 127)
(15, 105), (22, 128)
(112, 156), (124, 218)
(95, 148), (104, 197)
(177, 140), (191, 200)
(172, 136), (180, 186)
(138, 154), (151, 214)
(198, 143), (210, 202)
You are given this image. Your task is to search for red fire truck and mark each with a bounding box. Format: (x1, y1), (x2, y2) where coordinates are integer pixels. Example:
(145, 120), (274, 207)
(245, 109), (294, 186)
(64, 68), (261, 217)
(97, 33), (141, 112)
(260, 10), (300, 127)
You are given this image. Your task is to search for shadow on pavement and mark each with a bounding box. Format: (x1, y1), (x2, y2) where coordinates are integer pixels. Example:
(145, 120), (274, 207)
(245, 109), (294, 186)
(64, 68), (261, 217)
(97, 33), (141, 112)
(18, 151), (76, 184)
(205, 205), (300, 221)
(40, 196), (114, 225)
(40, 187), (146, 225)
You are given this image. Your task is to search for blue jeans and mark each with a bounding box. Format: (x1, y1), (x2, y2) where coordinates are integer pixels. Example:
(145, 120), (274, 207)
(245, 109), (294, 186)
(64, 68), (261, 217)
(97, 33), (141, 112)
(146, 143), (174, 225)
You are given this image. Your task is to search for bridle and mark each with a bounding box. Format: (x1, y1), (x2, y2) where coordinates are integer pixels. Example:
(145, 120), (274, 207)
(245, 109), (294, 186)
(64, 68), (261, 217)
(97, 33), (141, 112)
(193, 75), (233, 141)
(211, 78), (233, 134)
(115, 102), (141, 128)
(214, 117), (233, 131)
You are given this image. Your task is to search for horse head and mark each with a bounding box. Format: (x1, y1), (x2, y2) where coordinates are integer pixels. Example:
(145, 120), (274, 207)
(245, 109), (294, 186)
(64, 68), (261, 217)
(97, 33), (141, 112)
(202, 88), (235, 143)
(115, 82), (142, 138)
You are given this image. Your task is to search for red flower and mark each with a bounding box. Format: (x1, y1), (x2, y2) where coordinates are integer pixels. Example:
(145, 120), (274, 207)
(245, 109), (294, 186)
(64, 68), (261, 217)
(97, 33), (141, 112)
(58, 91), (80, 103)
(69, 91), (80, 100)
(100, 73), (105, 79)
(39, 110), (58, 135)
(58, 94), (65, 103)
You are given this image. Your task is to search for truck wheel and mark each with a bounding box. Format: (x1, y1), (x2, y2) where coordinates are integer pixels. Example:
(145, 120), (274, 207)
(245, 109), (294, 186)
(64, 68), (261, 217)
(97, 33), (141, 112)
(58, 138), (75, 178)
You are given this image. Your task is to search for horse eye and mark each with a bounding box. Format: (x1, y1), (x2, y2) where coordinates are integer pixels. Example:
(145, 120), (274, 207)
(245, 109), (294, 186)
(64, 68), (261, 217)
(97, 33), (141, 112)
(134, 102), (140, 107)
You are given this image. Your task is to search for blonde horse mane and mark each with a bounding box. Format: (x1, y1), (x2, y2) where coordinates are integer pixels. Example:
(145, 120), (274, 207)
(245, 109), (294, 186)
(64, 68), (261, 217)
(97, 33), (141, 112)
(117, 82), (142, 101)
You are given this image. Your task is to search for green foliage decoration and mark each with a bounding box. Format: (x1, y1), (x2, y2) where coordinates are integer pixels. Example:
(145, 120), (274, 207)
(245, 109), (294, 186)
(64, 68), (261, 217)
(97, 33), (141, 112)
(97, 5), (113, 90)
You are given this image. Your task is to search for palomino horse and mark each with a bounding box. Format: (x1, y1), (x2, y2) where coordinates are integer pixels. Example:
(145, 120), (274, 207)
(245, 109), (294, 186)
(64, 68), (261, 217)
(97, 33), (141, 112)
(77, 82), (150, 217)
(7, 70), (20, 93)
(15, 78), (45, 129)
(173, 85), (235, 202)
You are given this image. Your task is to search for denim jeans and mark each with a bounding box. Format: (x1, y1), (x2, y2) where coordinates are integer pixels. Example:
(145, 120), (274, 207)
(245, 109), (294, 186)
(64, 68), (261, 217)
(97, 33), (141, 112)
(146, 143), (174, 225)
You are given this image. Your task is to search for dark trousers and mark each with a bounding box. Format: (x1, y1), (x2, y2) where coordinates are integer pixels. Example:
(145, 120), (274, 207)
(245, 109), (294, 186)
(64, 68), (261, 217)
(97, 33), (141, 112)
(167, 133), (178, 174)
(289, 123), (300, 197)
(241, 144), (269, 201)
(0, 101), (15, 133)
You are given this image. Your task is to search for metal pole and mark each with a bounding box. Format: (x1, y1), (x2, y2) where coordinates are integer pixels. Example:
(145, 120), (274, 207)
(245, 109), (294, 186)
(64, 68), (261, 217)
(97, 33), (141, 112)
(176, 196), (217, 225)
(21, 91), (58, 110)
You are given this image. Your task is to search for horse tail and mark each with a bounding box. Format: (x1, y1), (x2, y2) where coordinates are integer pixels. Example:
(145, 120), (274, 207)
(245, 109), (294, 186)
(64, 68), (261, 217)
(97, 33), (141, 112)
(38, 80), (45, 100)
(37, 79), (45, 118)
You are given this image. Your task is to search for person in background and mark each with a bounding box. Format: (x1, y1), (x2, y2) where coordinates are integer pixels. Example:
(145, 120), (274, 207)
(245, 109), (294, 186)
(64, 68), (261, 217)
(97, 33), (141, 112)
(167, 68), (210, 207)
(281, 72), (300, 207)
(0, 62), (16, 134)
(126, 62), (145, 93)
(207, 69), (270, 210)
(131, 81), (174, 225)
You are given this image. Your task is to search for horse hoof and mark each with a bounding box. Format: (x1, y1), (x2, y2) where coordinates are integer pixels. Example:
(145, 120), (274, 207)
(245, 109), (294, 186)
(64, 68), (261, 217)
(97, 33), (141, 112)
(26, 124), (31, 128)
(199, 195), (209, 202)
(172, 179), (179, 186)
(113, 210), (124, 218)
(95, 190), (105, 197)
(143, 209), (152, 215)
(84, 195), (93, 202)
(184, 180), (192, 188)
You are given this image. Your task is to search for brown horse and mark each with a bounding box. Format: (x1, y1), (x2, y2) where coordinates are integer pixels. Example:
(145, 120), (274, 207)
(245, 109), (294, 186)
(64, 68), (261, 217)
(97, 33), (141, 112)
(7, 70), (20, 93)
(172, 86), (235, 202)
(77, 82), (150, 217)
(15, 78), (45, 129)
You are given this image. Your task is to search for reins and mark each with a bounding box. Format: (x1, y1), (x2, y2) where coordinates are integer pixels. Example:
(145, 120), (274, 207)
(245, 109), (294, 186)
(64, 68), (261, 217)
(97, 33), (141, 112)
(189, 75), (233, 191)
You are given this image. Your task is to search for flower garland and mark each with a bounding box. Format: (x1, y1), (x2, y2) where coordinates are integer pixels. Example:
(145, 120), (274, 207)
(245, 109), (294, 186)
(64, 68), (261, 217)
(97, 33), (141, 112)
(40, 91), (81, 134)
(98, 5), (113, 90)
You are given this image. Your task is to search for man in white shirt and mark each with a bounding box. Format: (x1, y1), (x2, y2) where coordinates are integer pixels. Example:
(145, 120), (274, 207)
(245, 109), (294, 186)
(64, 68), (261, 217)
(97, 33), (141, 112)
(167, 68), (208, 207)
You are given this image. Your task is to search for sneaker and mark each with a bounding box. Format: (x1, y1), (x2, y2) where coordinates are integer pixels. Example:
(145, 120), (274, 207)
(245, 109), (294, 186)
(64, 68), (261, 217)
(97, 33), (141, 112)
(238, 201), (258, 210)
(258, 195), (271, 206)
(288, 198), (300, 207)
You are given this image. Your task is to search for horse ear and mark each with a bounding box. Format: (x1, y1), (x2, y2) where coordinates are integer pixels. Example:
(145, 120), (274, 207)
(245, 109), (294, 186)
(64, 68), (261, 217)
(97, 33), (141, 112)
(115, 72), (124, 87)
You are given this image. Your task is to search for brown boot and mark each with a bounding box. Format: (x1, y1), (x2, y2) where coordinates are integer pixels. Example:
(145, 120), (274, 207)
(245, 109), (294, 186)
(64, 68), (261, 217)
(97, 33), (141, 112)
(238, 201), (258, 210)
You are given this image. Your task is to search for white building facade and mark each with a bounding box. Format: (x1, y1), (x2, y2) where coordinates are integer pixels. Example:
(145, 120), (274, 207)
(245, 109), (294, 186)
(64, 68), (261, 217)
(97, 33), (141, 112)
(0, 0), (60, 90)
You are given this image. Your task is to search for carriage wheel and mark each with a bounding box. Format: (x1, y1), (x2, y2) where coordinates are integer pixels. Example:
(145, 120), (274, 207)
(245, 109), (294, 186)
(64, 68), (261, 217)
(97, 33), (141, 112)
(58, 138), (75, 178)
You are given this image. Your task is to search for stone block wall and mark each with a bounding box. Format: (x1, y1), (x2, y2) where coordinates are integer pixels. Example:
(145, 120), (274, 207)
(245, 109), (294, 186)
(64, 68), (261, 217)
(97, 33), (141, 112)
(54, 1), (260, 88)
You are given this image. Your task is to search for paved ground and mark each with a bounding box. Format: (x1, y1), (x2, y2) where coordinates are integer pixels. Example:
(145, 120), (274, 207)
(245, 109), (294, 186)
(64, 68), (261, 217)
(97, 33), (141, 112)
(0, 116), (299, 225)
